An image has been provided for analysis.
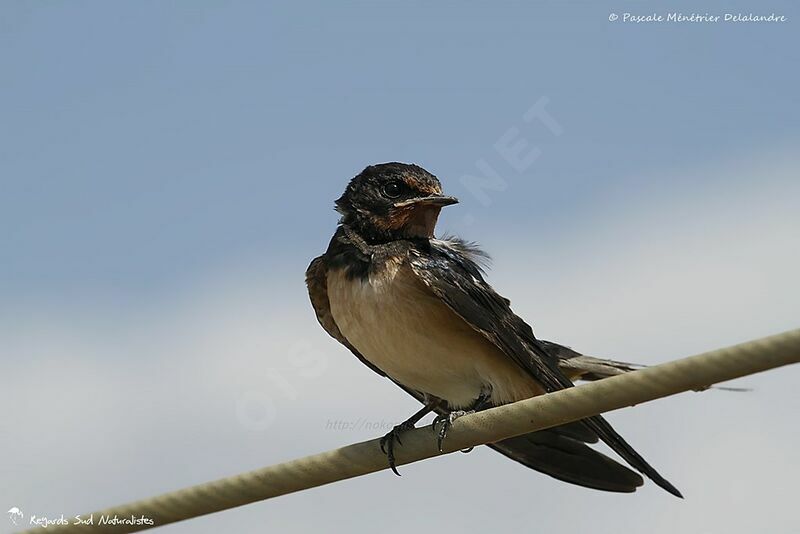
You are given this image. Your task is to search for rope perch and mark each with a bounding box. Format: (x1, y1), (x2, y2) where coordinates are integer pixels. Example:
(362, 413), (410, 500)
(21, 328), (800, 533)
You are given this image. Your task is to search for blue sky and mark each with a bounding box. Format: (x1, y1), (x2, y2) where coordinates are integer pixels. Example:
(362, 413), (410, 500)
(2, 2), (799, 533)
(3, 0), (797, 301)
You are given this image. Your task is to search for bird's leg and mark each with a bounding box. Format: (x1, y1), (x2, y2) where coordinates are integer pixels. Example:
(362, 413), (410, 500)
(431, 410), (470, 453)
(379, 400), (442, 476)
(432, 391), (492, 453)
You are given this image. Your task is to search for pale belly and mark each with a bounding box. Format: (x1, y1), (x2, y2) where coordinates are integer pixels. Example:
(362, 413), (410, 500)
(327, 266), (542, 408)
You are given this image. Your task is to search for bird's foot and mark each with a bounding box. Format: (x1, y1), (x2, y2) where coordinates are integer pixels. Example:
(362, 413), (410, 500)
(379, 421), (416, 476)
(431, 410), (475, 452)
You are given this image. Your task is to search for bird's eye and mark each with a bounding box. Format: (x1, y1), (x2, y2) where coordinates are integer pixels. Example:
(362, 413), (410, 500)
(381, 181), (403, 199)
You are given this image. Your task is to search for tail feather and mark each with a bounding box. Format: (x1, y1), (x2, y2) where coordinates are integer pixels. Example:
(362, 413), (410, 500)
(545, 339), (684, 497)
(489, 427), (644, 493)
(549, 339), (751, 392)
(581, 414), (683, 497)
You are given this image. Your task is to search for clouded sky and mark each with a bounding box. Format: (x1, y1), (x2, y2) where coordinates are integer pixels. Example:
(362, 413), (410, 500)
(2, 1), (798, 533)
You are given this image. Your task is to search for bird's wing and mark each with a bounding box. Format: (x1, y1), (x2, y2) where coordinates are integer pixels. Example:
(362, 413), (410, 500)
(305, 255), (387, 377)
(409, 238), (682, 497)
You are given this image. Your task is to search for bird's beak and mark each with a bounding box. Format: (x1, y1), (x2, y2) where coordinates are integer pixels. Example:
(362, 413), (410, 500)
(394, 195), (459, 208)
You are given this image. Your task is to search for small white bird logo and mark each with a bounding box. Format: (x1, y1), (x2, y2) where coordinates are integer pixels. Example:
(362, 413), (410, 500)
(7, 507), (24, 525)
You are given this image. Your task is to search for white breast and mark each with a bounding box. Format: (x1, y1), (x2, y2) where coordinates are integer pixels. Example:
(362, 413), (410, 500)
(326, 265), (541, 408)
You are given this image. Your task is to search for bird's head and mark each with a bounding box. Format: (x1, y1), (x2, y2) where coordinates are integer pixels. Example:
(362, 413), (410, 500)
(335, 163), (458, 242)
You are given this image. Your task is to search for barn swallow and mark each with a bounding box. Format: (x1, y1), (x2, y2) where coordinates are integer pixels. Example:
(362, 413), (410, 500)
(306, 162), (682, 497)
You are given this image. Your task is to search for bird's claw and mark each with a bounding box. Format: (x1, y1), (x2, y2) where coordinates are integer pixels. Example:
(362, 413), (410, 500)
(379, 422), (414, 476)
(431, 410), (474, 452)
